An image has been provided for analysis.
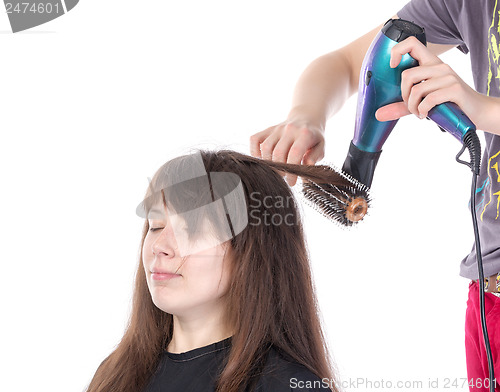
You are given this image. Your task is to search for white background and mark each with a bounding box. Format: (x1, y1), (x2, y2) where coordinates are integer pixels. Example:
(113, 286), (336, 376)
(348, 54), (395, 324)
(0, 1), (481, 391)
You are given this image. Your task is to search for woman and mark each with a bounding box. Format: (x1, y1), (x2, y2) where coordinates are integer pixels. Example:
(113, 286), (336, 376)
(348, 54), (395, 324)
(85, 149), (340, 392)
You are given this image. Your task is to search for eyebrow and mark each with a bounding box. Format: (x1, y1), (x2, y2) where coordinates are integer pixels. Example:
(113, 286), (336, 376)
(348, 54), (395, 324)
(147, 208), (165, 219)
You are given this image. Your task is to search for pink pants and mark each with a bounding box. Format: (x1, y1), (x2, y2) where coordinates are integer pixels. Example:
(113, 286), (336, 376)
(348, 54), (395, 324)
(465, 280), (500, 391)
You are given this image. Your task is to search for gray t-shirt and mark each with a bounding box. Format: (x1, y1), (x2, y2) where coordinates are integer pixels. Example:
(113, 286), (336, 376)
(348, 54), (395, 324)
(398, 0), (500, 280)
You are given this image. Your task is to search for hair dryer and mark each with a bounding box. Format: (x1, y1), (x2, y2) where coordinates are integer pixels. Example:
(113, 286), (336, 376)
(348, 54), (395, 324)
(339, 17), (495, 392)
(341, 18), (480, 188)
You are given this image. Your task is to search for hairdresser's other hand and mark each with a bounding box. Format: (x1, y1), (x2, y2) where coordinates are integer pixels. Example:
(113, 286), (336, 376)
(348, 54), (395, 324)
(250, 118), (325, 186)
(375, 36), (483, 125)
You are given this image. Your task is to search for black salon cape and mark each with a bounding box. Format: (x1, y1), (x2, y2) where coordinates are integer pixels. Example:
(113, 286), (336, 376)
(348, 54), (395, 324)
(142, 336), (332, 392)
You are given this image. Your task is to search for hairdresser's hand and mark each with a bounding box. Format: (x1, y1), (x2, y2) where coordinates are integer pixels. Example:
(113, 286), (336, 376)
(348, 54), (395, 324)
(250, 118), (325, 186)
(375, 36), (485, 126)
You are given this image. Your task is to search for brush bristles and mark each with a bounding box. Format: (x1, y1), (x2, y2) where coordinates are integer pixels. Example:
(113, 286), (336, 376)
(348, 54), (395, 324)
(300, 163), (371, 227)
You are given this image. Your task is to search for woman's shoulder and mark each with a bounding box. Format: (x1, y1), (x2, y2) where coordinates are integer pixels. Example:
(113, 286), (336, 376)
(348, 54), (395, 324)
(255, 346), (333, 392)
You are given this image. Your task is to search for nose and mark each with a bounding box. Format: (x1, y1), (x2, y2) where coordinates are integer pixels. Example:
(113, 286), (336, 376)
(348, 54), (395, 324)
(151, 226), (178, 258)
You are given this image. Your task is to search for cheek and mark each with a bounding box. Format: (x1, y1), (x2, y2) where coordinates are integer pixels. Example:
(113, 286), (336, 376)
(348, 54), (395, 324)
(185, 257), (231, 297)
(143, 234), (153, 256)
(142, 236), (155, 269)
(218, 260), (232, 294)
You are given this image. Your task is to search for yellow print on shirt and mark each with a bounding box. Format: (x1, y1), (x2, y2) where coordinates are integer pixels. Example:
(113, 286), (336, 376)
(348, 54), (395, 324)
(487, 0), (500, 95)
(481, 149), (500, 220)
(481, 0), (500, 220)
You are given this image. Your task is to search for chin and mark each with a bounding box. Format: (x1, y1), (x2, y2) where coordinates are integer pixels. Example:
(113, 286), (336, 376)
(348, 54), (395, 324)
(151, 296), (184, 315)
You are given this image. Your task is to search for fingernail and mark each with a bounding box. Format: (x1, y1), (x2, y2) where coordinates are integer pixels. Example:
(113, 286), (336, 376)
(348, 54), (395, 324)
(418, 114), (425, 119)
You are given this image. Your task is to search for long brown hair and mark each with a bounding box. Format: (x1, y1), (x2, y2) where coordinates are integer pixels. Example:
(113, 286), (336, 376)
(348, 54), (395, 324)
(84, 149), (343, 392)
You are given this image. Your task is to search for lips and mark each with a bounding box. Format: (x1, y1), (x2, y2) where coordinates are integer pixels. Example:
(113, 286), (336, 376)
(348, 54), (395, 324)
(151, 269), (180, 275)
(149, 263), (182, 282)
(151, 270), (182, 281)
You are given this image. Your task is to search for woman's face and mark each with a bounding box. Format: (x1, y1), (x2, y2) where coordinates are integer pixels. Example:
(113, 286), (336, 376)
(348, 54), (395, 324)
(142, 203), (232, 319)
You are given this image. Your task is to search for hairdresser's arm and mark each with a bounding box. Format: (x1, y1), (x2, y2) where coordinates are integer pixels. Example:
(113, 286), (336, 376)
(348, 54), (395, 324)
(249, 19), (395, 188)
(249, 14), (456, 186)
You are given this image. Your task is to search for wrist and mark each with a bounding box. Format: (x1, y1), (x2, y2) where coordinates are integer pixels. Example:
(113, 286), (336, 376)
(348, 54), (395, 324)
(472, 93), (500, 136)
(286, 105), (326, 132)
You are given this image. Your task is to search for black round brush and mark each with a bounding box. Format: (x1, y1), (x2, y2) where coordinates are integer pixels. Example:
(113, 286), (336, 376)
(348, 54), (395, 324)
(300, 163), (371, 227)
(257, 158), (371, 227)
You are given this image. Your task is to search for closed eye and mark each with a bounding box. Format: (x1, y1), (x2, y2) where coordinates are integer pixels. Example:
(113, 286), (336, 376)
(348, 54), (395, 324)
(149, 227), (164, 232)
